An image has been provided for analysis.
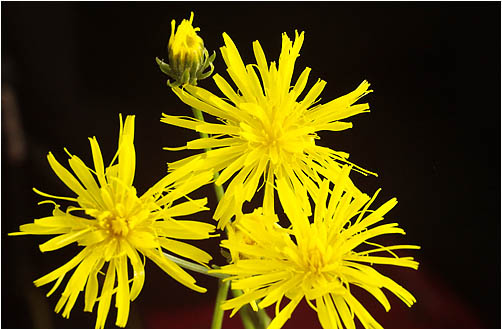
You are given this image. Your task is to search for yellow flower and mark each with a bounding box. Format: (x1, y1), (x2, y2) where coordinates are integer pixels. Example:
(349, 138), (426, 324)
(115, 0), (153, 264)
(169, 11), (204, 63)
(215, 166), (420, 329)
(162, 31), (375, 229)
(225, 207), (280, 263)
(10, 114), (216, 328)
(157, 12), (215, 87)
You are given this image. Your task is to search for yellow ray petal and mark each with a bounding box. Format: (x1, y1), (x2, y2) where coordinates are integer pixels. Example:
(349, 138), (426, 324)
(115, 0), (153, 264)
(115, 254), (130, 327)
(267, 292), (303, 329)
(95, 259), (116, 329)
(39, 228), (91, 252)
(143, 249), (206, 293)
(159, 237), (212, 265)
(121, 241), (144, 301)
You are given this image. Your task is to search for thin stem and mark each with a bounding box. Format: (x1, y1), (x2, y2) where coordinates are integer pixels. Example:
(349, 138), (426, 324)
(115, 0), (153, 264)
(256, 306), (271, 328)
(211, 279), (230, 329)
(191, 106), (268, 328)
(231, 289), (258, 329)
(163, 251), (266, 328)
(191, 107), (225, 201)
(191, 106), (231, 328)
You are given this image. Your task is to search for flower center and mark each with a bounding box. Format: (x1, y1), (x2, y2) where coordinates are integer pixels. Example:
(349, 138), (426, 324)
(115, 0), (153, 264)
(96, 206), (131, 238)
(109, 215), (130, 237)
(86, 184), (150, 240)
(242, 108), (315, 165)
(296, 231), (339, 282)
(305, 247), (327, 275)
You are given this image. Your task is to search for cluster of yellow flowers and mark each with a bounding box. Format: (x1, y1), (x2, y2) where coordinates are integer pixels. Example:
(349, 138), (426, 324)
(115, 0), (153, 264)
(11, 12), (419, 329)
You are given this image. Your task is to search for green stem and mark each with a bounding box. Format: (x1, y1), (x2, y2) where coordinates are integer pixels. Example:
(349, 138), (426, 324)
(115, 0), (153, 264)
(191, 106), (268, 328)
(231, 289), (270, 329)
(231, 289), (258, 329)
(191, 106), (230, 328)
(211, 279), (230, 329)
(256, 306), (271, 328)
(191, 107), (225, 201)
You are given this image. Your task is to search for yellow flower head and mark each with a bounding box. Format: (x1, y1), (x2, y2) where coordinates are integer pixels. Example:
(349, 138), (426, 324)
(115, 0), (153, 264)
(10, 114), (216, 329)
(169, 11), (204, 64)
(157, 12), (215, 87)
(225, 207), (281, 263)
(162, 31), (375, 229)
(215, 166), (420, 329)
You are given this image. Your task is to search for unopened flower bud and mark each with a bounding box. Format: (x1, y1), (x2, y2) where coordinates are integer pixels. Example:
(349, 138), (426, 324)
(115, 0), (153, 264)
(156, 12), (215, 87)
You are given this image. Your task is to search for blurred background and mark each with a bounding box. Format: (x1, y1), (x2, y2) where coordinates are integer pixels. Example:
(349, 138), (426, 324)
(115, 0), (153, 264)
(2, 2), (500, 329)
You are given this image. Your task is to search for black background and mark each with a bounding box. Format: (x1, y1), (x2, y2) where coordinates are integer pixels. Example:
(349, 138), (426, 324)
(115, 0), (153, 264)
(2, 2), (500, 329)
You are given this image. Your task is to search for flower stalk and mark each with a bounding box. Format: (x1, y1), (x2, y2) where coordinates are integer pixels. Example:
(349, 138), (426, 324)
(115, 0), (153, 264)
(211, 280), (230, 329)
(190, 107), (224, 201)
(190, 106), (268, 329)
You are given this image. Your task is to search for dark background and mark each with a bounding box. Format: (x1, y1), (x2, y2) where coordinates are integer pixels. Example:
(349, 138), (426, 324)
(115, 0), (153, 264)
(2, 2), (500, 328)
